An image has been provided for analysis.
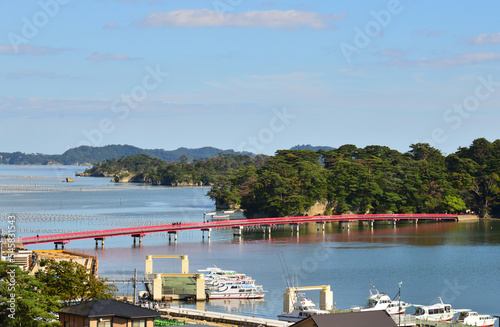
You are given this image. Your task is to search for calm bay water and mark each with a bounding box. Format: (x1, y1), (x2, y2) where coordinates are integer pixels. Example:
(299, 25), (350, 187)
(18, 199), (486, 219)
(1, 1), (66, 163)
(0, 165), (499, 322)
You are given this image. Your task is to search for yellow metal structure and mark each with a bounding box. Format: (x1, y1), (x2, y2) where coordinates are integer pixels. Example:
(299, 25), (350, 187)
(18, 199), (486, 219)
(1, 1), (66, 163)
(145, 255), (189, 275)
(145, 255), (205, 301)
(283, 285), (333, 313)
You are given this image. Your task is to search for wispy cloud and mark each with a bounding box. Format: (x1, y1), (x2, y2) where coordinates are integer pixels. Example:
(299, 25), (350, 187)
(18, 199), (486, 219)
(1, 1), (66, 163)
(373, 48), (407, 58)
(141, 9), (345, 29)
(468, 32), (500, 45)
(5, 70), (66, 80)
(337, 68), (370, 78)
(103, 22), (118, 29)
(411, 29), (444, 37)
(390, 52), (500, 68)
(0, 44), (70, 56)
(86, 52), (142, 61)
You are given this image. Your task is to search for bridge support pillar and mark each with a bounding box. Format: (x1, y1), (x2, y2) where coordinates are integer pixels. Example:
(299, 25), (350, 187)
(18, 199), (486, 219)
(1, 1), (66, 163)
(261, 225), (272, 238)
(132, 234), (144, 247)
(94, 238), (105, 249)
(168, 231), (178, 243)
(54, 242), (65, 250)
(232, 226), (243, 236)
(201, 228), (211, 240)
(394, 219), (397, 227)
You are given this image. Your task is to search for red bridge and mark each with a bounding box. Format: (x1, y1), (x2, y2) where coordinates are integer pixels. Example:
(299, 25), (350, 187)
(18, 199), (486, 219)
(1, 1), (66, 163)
(20, 213), (458, 248)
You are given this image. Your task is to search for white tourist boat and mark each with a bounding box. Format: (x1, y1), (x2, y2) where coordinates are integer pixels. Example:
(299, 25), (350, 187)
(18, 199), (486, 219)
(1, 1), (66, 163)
(278, 293), (329, 322)
(206, 281), (266, 299)
(412, 297), (457, 321)
(455, 310), (497, 327)
(360, 285), (411, 315)
(198, 266), (266, 300)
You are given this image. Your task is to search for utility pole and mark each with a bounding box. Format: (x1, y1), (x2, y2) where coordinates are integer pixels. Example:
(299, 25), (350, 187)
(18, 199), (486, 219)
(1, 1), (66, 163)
(398, 282), (402, 327)
(0, 228), (3, 260)
(133, 268), (137, 305)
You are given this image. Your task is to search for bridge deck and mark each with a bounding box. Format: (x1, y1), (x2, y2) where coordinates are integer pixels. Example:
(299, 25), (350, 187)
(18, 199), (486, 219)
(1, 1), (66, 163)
(19, 213), (457, 246)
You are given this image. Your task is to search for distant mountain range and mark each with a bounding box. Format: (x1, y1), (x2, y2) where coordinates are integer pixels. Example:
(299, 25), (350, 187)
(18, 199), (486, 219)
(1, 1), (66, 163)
(0, 145), (253, 165)
(0, 144), (335, 165)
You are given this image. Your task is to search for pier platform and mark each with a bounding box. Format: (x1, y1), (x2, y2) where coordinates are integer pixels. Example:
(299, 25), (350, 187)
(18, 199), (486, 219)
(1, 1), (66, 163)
(392, 314), (473, 327)
(159, 307), (292, 327)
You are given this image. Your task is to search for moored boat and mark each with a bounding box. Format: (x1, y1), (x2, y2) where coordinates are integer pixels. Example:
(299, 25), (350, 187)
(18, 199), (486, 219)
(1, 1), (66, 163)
(411, 297), (456, 321)
(361, 285), (411, 315)
(455, 310), (497, 327)
(198, 266), (266, 300)
(278, 293), (329, 322)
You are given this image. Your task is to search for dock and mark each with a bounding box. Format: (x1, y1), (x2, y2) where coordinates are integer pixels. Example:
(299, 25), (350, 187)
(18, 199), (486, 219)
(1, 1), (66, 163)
(160, 307), (291, 327)
(392, 314), (474, 327)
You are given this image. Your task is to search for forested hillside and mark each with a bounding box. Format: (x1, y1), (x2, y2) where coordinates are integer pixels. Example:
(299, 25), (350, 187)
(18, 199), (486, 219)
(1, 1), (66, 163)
(80, 153), (267, 186)
(208, 138), (500, 218)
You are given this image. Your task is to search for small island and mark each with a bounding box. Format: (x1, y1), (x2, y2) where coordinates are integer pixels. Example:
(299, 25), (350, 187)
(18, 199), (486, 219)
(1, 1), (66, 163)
(78, 138), (500, 220)
(77, 153), (265, 186)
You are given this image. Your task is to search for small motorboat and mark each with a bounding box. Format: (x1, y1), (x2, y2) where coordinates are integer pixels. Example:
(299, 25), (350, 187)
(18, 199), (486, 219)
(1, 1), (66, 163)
(455, 310), (497, 327)
(361, 284), (411, 315)
(411, 297), (456, 321)
(278, 293), (329, 322)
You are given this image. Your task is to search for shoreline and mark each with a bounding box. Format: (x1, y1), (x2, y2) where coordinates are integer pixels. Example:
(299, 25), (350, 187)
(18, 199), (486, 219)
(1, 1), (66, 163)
(457, 214), (500, 221)
(457, 214), (480, 221)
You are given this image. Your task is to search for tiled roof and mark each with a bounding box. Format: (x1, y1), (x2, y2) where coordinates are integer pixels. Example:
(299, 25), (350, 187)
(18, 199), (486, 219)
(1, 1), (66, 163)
(60, 299), (160, 319)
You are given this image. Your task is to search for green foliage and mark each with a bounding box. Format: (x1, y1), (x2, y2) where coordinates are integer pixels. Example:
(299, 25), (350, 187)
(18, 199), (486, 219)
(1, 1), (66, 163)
(0, 261), (60, 327)
(37, 259), (117, 304)
(86, 153), (266, 186)
(209, 139), (500, 218)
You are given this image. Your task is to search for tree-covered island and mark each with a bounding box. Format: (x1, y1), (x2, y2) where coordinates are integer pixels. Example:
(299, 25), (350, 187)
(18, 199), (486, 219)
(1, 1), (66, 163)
(80, 138), (500, 219)
(78, 153), (267, 186)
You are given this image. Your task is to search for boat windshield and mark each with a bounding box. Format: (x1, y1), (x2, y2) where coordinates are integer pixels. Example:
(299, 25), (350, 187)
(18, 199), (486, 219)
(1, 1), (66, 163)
(415, 307), (425, 316)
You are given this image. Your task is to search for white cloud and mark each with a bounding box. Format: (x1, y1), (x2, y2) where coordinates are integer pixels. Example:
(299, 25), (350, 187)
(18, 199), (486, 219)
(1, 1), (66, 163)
(469, 33), (500, 45)
(0, 44), (69, 56)
(141, 9), (345, 29)
(86, 53), (142, 61)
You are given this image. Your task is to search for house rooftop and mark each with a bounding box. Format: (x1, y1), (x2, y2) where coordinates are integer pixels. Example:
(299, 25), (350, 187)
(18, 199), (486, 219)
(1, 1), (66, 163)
(291, 311), (397, 327)
(60, 299), (160, 319)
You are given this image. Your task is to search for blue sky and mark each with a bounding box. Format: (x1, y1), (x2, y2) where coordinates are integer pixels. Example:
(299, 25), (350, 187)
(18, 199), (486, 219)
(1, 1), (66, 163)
(1, 0), (499, 156)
